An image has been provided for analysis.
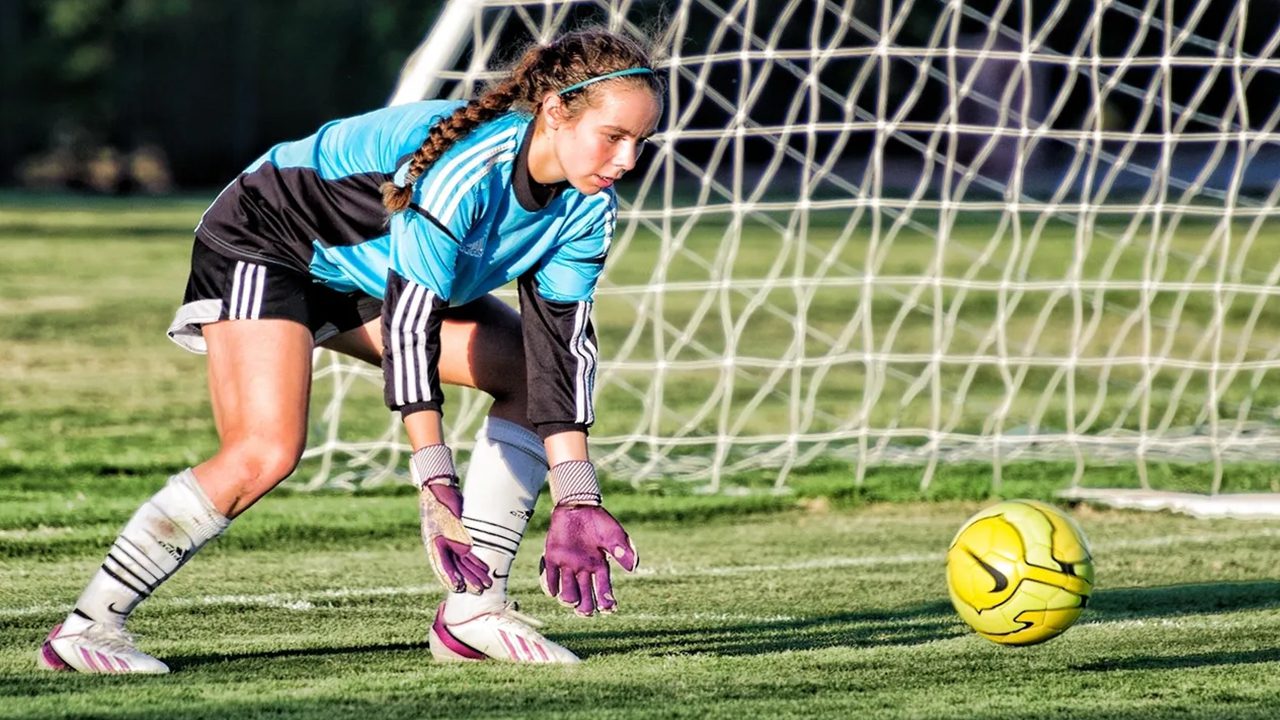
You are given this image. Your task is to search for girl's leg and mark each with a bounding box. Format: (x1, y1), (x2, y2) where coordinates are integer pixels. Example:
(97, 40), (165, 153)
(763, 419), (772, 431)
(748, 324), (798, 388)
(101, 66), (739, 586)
(324, 296), (572, 662)
(325, 297), (544, 601)
(428, 297), (548, 609)
(42, 319), (314, 674)
(436, 299), (577, 662)
(194, 318), (316, 517)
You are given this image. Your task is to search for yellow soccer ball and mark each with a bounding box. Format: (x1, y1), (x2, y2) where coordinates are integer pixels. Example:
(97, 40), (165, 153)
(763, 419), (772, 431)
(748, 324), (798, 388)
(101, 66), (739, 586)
(946, 499), (1095, 645)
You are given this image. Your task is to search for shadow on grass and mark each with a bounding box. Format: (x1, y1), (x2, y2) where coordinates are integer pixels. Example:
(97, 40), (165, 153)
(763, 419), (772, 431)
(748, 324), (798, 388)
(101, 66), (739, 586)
(146, 603), (961, 671)
(562, 600), (966, 658)
(1074, 647), (1280, 672)
(163, 642), (426, 673)
(1088, 580), (1280, 620)
(1072, 579), (1280, 672)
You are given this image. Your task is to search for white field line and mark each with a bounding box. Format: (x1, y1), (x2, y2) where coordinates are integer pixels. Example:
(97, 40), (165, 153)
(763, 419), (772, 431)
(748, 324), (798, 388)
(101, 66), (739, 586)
(1075, 616), (1280, 631)
(0, 527), (78, 540)
(3, 527), (1278, 621)
(619, 612), (1280, 631)
(629, 551), (942, 578)
(628, 526), (1280, 578)
(0, 584), (446, 620)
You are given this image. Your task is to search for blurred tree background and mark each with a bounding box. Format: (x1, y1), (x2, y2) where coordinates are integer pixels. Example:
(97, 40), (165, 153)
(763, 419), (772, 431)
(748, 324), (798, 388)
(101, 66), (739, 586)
(0, 0), (439, 191)
(2, 0), (1274, 193)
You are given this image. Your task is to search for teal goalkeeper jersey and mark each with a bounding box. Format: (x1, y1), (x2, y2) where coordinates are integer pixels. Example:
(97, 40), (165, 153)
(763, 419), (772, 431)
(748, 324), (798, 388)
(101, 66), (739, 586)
(198, 101), (617, 306)
(315, 110), (615, 306)
(194, 101), (615, 434)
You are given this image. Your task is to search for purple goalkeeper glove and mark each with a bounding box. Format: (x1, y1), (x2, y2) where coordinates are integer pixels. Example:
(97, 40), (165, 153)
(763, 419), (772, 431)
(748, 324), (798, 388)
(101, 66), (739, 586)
(538, 461), (639, 617)
(412, 445), (492, 594)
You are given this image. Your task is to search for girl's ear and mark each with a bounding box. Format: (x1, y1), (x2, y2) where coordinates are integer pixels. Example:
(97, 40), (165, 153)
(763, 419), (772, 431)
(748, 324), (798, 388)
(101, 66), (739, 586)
(541, 94), (566, 130)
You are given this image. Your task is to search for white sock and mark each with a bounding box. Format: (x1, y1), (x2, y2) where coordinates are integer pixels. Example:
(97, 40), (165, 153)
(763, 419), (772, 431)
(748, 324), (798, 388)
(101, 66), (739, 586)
(67, 469), (228, 630)
(444, 417), (547, 623)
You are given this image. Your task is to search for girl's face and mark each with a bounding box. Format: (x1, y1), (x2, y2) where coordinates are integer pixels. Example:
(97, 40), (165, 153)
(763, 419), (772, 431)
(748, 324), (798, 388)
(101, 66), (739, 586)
(535, 85), (662, 195)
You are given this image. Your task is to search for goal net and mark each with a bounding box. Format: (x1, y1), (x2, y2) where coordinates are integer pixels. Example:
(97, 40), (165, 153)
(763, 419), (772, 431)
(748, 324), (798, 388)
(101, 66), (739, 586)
(301, 0), (1280, 508)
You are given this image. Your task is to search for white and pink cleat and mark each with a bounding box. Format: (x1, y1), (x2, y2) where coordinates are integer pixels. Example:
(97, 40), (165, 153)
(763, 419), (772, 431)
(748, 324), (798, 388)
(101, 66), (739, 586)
(428, 601), (579, 664)
(38, 616), (169, 674)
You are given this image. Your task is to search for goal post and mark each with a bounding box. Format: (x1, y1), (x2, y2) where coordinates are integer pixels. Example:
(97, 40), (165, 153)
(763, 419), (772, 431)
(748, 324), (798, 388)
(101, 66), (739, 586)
(301, 0), (1280, 510)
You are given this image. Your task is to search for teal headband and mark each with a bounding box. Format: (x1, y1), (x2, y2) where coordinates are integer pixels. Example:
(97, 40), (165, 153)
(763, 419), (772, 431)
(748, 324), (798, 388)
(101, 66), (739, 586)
(557, 67), (654, 95)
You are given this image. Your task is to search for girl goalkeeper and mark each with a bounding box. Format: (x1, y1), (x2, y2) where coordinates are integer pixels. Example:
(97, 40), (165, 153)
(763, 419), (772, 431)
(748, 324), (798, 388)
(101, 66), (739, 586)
(39, 27), (662, 673)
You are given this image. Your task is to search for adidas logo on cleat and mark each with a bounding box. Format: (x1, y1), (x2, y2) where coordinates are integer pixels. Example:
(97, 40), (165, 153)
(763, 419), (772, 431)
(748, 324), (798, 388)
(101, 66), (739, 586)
(428, 601), (579, 664)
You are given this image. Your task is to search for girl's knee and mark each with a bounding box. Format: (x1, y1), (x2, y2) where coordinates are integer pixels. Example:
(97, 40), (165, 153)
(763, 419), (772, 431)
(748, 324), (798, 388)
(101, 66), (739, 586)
(216, 439), (302, 489)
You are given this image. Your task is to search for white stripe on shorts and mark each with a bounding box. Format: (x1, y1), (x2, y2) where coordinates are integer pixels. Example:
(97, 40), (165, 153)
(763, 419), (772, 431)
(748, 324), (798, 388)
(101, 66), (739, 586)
(250, 263), (265, 319)
(229, 261), (266, 320)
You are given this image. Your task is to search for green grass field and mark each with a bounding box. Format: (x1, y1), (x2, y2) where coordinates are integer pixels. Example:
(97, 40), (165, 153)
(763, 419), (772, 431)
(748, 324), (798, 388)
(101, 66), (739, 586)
(3, 194), (1280, 718)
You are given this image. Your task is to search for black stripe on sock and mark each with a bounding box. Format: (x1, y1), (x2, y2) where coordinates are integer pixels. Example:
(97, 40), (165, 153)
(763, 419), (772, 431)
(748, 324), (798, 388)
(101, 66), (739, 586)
(101, 563), (153, 598)
(469, 537), (518, 557)
(116, 536), (170, 578)
(105, 552), (160, 591)
(111, 541), (164, 584)
(465, 530), (520, 556)
(462, 516), (524, 542)
(105, 552), (160, 589)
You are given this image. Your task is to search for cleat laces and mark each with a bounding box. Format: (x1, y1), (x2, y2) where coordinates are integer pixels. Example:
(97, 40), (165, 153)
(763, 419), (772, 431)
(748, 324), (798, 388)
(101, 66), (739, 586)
(77, 623), (144, 656)
(495, 600), (543, 629)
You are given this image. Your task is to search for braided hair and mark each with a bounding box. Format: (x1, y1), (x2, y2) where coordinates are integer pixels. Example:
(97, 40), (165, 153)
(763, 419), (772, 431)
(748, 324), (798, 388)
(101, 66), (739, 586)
(381, 27), (663, 213)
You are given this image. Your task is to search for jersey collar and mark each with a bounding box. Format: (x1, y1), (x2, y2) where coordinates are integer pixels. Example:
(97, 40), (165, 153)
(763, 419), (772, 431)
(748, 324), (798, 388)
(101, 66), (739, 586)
(513, 116), (569, 212)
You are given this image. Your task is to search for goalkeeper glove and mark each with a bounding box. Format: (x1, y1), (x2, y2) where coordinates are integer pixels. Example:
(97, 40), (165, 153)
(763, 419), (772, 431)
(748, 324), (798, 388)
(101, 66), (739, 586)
(411, 444), (492, 594)
(538, 460), (639, 616)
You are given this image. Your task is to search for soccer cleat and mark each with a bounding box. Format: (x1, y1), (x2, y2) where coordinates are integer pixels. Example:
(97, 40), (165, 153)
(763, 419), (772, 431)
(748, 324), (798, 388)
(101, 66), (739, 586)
(429, 601), (580, 664)
(37, 618), (169, 674)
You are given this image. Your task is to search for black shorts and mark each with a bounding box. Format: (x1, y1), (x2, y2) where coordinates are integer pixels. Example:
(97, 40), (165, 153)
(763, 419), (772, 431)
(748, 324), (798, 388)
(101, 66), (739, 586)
(166, 238), (382, 353)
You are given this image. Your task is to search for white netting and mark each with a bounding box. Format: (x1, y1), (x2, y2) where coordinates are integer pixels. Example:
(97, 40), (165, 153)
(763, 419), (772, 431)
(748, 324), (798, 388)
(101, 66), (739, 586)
(300, 0), (1280, 495)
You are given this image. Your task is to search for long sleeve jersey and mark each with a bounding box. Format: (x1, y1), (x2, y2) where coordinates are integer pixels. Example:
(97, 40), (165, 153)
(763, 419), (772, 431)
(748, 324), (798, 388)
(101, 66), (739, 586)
(195, 100), (616, 437)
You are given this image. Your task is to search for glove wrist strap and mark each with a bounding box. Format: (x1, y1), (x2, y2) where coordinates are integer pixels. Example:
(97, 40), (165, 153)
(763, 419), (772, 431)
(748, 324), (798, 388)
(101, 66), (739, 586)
(549, 460), (602, 506)
(410, 444), (457, 489)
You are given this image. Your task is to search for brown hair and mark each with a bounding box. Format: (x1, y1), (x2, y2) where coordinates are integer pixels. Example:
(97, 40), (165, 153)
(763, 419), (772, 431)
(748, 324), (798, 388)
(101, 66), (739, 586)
(381, 27), (664, 213)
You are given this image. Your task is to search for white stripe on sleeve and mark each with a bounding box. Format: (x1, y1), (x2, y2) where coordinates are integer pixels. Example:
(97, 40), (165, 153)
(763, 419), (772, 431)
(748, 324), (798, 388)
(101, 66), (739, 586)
(412, 286), (435, 404)
(568, 301), (597, 424)
(389, 283), (439, 408)
(399, 284), (427, 405)
(389, 283), (414, 406)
